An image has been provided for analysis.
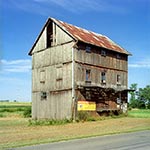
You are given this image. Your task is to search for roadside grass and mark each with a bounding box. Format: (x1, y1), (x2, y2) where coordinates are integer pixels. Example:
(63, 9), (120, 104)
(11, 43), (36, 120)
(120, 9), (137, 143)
(0, 117), (150, 149)
(0, 103), (150, 149)
(128, 109), (150, 118)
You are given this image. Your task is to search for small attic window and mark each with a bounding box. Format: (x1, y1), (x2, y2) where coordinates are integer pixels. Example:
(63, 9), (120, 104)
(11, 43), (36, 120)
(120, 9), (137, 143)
(47, 22), (53, 48)
(40, 70), (45, 83)
(117, 53), (121, 59)
(101, 50), (106, 56)
(86, 46), (91, 53)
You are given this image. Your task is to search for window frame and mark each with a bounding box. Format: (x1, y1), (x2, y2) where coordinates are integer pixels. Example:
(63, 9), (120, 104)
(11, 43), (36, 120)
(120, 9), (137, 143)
(116, 53), (121, 59)
(117, 74), (121, 85)
(101, 50), (106, 56)
(85, 46), (91, 53)
(40, 70), (45, 83)
(41, 91), (47, 100)
(86, 69), (91, 82)
(101, 72), (106, 83)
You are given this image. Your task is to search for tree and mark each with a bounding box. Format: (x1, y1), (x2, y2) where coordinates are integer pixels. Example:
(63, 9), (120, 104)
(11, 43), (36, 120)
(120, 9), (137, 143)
(129, 84), (150, 109)
(138, 85), (150, 109)
(129, 83), (138, 108)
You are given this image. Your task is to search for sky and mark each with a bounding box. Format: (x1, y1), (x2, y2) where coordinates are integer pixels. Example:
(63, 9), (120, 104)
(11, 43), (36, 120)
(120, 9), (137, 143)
(0, 0), (150, 102)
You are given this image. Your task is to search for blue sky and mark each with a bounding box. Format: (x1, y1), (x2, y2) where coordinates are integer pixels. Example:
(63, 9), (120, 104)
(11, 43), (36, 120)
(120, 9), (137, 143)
(0, 0), (149, 102)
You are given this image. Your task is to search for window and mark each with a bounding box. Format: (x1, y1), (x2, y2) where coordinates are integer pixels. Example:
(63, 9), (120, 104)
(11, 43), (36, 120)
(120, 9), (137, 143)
(117, 74), (121, 84)
(47, 23), (53, 48)
(86, 46), (91, 53)
(41, 92), (47, 100)
(56, 65), (63, 81)
(86, 69), (91, 81)
(101, 72), (106, 83)
(40, 70), (45, 83)
(86, 91), (91, 100)
(101, 50), (106, 56)
(117, 54), (121, 59)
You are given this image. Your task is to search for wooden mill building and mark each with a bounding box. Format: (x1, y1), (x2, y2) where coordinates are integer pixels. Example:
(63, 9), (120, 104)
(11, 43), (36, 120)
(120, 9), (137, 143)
(29, 18), (131, 120)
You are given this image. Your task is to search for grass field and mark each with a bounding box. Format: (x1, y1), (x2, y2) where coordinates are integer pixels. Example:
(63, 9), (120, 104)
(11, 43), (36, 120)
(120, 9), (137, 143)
(0, 102), (31, 118)
(128, 109), (150, 118)
(0, 102), (150, 149)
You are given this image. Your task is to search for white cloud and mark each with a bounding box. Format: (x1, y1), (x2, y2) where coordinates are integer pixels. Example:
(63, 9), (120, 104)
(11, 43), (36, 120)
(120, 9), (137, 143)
(129, 58), (150, 68)
(34, 0), (127, 13)
(1, 59), (31, 73)
(0, 59), (31, 101)
(7, 0), (132, 15)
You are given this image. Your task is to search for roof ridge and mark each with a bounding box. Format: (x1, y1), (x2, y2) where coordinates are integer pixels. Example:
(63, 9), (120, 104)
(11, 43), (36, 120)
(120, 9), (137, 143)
(29, 17), (131, 55)
(52, 17), (105, 38)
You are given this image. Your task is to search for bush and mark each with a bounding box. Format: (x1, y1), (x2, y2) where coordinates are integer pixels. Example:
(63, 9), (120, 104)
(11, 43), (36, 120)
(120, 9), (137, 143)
(0, 113), (5, 117)
(87, 116), (97, 121)
(23, 107), (31, 118)
(28, 118), (72, 126)
(77, 111), (89, 122)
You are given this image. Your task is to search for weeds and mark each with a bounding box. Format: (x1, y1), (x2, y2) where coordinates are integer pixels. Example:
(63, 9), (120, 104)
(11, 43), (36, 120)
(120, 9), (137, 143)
(28, 118), (72, 126)
(128, 109), (150, 118)
(23, 107), (31, 118)
(0, 113), (5, 117)
(0, 103), (31, 118)
(77, 111), (89, 122)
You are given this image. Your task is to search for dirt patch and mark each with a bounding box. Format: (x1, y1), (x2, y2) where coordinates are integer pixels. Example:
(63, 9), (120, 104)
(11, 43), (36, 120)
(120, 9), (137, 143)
(0, 117), (150, 149)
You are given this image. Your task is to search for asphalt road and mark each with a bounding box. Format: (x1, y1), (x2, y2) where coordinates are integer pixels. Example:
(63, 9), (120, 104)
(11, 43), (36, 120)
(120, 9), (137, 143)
(12, 130), (150, 150)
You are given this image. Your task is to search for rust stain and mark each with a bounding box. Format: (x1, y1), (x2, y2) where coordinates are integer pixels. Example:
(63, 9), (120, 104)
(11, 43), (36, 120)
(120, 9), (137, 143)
(56, 19), (129, 55)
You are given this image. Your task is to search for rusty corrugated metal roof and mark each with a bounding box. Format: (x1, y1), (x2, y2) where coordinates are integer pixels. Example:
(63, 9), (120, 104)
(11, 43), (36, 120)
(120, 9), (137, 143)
(29, 18), (131, 55)
(53, 18), (130, 55)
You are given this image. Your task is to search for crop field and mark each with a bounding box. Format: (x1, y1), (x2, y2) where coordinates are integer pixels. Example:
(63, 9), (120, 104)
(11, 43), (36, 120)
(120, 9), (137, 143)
(0, 102), (150, 150)
(0, 102), (31, 118)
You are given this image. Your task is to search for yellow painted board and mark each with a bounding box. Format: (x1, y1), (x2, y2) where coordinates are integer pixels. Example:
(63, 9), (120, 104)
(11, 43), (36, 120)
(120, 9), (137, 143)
(78, 101), (96, 111)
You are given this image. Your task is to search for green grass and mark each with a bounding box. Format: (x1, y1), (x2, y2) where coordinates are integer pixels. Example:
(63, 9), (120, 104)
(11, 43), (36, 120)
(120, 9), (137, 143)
(0, 117), (150, 150)
(0, 102), (31, 118)
(0, 102), (150, 149)
(128, 109), (150, 118)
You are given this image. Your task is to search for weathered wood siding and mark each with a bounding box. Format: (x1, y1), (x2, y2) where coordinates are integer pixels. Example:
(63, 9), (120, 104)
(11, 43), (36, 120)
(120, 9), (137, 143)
(74, 46), (127, 72)
(31, 19), (129, 118)
(74, 43), (128, 112)
(75, 63), (127, 88)
(32, 90), (72, 119)
(31, 20), (75, 119)
(32, 42), (73, 67)
(74, 43), (128, 89)
(32, 27), (47, 54)
(32, 63), (72, 92)
(55, 24), (73, 45)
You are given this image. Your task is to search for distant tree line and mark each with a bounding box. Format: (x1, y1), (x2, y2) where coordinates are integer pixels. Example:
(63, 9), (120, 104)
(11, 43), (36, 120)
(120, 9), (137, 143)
(129, 84), (150, 109)
(0, 100), (17, 102)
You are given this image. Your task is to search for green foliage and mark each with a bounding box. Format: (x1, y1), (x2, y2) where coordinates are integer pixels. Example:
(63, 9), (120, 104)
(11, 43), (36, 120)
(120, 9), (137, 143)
(129, 83), (137, 104)
(23, 107), (31, 118)
(28, 118), (72, 126)
(138, 85), (150, 109)
(0, 103), (31, 118)
(0, 113), (5, 117)
(129, 84), (150, 109)
(87, 116), (97, 121)
(77, 111), (89, 122)
(128, 109), (150, 118)
(0, 105), (30, 112)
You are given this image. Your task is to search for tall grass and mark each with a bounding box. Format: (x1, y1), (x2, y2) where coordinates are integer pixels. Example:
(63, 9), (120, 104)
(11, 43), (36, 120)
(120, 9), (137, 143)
(128, 109), (150, 118)
(0, 102), (31, 118)
(28, 118), (72, 126)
